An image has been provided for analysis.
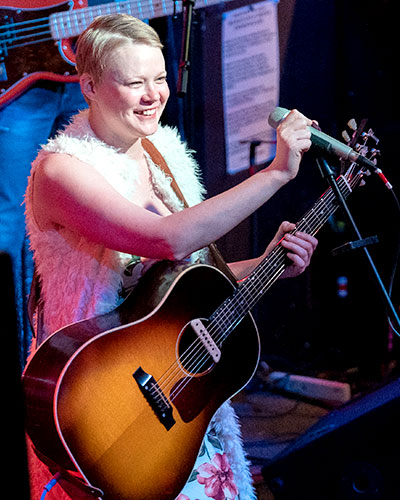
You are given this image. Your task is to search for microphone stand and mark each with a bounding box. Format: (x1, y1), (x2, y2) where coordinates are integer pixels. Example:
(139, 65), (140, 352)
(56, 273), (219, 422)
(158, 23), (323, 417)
(317, 157), (400, 333)
(249, 141), (261, 258)
(249, 140), (261, 177)
(177, 0), (196, 97)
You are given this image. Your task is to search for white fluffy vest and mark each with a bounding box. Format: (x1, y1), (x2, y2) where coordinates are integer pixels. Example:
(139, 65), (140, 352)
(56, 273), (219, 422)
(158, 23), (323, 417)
(24, 110), (256, 499)
(25, 110), (208, 336)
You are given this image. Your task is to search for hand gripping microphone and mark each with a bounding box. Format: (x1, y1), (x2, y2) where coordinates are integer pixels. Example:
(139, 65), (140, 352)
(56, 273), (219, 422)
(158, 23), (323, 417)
(268, 107), (378, 172)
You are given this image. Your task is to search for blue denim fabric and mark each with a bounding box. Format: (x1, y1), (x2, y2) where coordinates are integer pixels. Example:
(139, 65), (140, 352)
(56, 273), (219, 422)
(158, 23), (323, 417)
(0, 81), (87, 366)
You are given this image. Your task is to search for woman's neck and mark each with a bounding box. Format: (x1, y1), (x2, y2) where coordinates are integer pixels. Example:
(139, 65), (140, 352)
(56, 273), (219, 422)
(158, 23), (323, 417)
(88, 107), (145, 161)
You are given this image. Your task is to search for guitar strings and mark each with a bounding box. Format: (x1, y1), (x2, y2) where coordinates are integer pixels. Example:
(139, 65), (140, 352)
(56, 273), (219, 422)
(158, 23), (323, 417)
(204, 170), (363, 351)
(157, 166), (361, 404)
(170, 204), (327, 384)
(165, 172), (360, 408)
(0, 17), (55, 49)
(191, 166), (359, 385)
(151, 169), (362, 405)
(185, 171), (357, 347)
(159, 187), (347, 404)
(208, 171), (360, 343)
(149, 169), (363, 407)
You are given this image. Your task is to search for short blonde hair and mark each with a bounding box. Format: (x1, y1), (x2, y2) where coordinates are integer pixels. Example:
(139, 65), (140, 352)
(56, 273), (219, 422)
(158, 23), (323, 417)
(75, 14), (163, 83)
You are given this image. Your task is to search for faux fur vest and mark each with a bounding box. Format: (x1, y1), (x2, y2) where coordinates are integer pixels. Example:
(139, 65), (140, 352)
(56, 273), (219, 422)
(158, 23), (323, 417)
(24, 110), (256, 499)
(25, 109), (208, 337)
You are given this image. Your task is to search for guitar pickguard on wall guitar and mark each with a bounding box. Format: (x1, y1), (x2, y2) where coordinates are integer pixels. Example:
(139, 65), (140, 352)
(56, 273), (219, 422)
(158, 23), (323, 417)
(0, 1), (86, 107)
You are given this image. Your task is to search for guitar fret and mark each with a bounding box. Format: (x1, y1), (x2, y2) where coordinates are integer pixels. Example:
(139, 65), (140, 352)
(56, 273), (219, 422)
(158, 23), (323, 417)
(340, 175), (352, 196)
(301, 198), (331, 235)
(137, 1), (145, 22)
(211, 266), (282, 342)
(308, 206), (323, 232)
(211, 293), (247, 341)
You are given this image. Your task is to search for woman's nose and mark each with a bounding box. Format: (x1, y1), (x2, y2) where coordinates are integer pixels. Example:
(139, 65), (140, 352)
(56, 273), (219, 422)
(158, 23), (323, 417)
(143, 82), (159, 101)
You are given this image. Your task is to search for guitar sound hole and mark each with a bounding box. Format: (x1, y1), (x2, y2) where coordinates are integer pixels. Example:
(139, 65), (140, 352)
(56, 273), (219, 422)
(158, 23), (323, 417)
(178, 319), (215, 375)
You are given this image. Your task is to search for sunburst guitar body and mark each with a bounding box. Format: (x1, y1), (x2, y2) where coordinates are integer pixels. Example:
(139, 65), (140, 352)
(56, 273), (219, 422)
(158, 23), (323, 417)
(23, 261), (260, 499)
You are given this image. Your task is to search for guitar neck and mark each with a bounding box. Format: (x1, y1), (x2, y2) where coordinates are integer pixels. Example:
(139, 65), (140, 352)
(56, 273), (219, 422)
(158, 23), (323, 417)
(211, 169), (364, 337)
(50, 0), (219, 40)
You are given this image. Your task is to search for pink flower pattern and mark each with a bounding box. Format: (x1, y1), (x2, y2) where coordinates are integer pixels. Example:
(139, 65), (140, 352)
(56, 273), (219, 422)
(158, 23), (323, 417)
(196, 453), (238, 500)
(174, 429), (239, 500)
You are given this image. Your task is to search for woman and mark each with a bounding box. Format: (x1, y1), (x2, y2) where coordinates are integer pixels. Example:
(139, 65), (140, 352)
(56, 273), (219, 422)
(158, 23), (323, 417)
(25, 13), (317, 500)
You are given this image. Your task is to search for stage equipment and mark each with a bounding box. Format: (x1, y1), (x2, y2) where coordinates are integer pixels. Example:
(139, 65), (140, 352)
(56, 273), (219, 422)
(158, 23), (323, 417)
(262, 376), (400, 499)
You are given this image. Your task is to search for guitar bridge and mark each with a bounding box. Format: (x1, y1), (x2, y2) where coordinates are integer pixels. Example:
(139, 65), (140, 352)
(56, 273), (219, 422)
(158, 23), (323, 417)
(133, 366), (176, 430)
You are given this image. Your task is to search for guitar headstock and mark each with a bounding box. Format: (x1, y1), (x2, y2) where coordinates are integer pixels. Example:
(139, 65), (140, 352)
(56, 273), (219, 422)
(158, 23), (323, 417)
(340, 117), (380, 177)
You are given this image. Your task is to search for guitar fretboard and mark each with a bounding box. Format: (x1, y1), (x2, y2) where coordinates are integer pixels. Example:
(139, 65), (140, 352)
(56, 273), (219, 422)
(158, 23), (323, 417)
(209, 169), (364, 343)
(50, 0), (217, 40)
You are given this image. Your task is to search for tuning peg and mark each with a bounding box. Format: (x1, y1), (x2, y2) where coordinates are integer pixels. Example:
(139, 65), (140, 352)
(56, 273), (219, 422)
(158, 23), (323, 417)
(342, 130), (351, 143)
(367, 128), (379, 144)
(347, 118), (357, 131)
(369, 148), (380, 159)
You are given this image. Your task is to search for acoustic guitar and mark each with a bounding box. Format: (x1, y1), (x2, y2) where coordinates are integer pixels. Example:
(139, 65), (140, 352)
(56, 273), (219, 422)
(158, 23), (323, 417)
(22, 124), (378, 499)
(0, 0), (229, 109)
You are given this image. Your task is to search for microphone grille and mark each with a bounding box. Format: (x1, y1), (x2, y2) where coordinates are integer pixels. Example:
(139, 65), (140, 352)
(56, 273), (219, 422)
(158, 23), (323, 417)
(268, 107), (290, 129)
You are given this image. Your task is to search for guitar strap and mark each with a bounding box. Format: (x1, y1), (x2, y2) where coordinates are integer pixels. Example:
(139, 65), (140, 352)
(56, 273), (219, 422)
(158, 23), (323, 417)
(28, 139), (237, 340)
(141, 138), (238, 284)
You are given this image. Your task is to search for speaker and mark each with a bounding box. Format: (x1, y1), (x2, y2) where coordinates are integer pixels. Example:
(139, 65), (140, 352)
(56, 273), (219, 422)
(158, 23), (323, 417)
(262, 377), (400, 499)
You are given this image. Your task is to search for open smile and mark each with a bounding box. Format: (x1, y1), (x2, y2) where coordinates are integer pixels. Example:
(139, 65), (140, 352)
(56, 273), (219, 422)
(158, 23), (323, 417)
(135, 108), (157, 117)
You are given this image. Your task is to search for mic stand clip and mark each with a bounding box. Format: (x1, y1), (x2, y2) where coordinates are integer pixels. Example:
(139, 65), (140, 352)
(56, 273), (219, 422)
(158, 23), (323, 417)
(332, 235), (379, 257)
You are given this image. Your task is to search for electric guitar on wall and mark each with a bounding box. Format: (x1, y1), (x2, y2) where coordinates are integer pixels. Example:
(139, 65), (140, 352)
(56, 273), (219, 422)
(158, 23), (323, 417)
(22, 121), (380, 499)
(0, 0), (225, 109)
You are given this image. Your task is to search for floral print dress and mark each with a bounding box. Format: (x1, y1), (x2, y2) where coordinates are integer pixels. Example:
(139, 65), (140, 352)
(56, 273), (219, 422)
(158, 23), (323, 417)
(176, 427), (240, 500)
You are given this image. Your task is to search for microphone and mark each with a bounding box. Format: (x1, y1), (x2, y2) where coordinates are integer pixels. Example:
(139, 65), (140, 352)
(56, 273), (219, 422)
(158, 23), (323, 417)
(268, 107), (377, 171)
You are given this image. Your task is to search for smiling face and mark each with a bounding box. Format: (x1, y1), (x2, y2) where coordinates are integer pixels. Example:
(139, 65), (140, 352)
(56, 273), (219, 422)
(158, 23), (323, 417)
(81, 42), (170, 152)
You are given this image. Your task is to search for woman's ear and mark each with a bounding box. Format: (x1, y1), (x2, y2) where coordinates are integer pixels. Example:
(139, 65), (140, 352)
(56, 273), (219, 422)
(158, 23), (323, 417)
(80, 73), (97, 102)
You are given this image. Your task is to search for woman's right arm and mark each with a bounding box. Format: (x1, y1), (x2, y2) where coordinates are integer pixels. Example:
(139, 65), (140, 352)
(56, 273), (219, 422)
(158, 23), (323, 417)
(32, 110), (312, 261)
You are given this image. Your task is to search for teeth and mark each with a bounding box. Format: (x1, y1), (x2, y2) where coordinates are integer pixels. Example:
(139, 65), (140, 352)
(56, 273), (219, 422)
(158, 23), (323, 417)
(138, 109), (156, 116)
